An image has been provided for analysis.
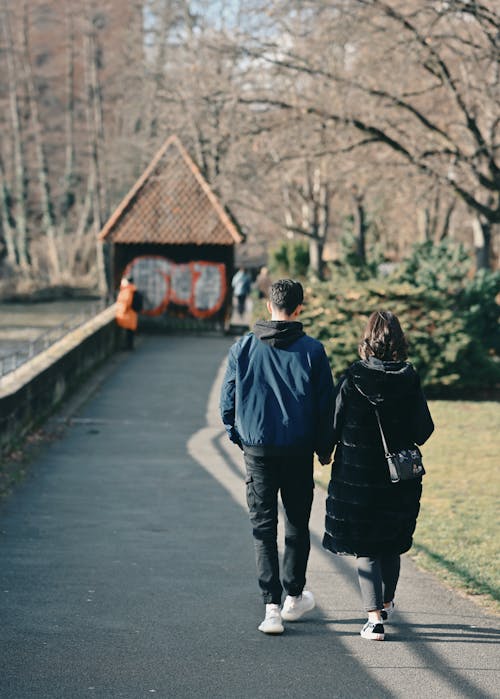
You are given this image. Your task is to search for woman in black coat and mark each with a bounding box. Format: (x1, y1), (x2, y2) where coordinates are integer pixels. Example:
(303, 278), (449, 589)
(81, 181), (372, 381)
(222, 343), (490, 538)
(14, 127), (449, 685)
(323, 310), (434, 641)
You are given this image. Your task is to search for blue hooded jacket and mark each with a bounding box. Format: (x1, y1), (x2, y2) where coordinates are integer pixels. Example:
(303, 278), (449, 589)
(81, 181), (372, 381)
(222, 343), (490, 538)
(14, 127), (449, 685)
(220, 320), (335, 456)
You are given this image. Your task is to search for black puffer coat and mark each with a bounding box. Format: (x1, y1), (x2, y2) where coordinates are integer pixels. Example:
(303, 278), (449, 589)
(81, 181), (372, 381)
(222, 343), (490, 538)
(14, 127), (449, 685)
(323, 357), (434, 557)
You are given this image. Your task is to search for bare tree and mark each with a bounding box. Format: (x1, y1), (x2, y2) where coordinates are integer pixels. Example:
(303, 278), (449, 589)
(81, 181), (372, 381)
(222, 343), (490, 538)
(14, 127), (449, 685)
(60, 4), (77, 245)
(83, 9), (107, 295)
(1, 0), (496, 294)
(0, 148), (18, 267)
(20, 0), (61, 280)
(236, 0), (500, 269)
(1, 2), (30, 271)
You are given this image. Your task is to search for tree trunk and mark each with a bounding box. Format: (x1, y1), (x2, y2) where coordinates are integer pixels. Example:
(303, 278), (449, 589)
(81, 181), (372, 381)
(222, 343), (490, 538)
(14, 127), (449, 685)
(142, 0), (173, 148)
(84, 23), (108, 296)
(88, 26), (109, 222)
(472, 216), (492, 271)
(2, 6), (30, 270)
(438, 200), (456, 241)
(66, 168), (95, 274)
(60, 4), (76, 248)
(0, 155), (18, 266)
(21, 2), (60, 280)
(309, 238), (324, 277)
(282, 167), (330, 279)
(316, 177), (330, 280)
(352, 189), (367, 264)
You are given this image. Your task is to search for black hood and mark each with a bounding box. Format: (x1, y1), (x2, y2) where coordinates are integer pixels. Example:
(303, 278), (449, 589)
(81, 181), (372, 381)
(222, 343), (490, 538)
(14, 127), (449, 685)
(348, 357), (418, 407)
(253, 320), (305, 348)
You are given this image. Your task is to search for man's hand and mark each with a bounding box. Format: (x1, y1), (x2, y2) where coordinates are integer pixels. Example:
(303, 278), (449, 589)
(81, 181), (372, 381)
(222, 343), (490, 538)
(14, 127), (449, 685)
(318, 453), (332, 466)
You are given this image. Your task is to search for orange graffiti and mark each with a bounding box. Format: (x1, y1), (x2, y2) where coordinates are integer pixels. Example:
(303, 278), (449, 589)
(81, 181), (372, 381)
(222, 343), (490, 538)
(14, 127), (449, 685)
(123, 256), (227, 319)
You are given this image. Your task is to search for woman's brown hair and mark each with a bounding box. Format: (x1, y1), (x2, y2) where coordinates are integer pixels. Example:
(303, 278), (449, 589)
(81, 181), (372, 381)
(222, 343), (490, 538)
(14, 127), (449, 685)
(358, 310), (408, 362)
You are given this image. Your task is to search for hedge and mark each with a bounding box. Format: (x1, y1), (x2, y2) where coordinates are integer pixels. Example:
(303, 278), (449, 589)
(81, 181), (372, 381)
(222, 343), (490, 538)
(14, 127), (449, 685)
(255, 242), (500, 397)
(300, 266), (500, 397)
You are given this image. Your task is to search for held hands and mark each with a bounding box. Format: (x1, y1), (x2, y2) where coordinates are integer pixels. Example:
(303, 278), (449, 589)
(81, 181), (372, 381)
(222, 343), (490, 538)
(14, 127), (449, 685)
(318, 453), (332, 466)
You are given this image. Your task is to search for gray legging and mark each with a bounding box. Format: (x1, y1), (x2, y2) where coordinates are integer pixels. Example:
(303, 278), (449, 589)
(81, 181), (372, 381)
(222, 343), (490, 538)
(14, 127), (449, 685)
(356, 554), (401, 612)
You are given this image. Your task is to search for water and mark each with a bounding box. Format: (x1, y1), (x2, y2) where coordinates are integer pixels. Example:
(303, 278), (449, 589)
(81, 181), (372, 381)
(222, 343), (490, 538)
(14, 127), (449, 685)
(0, 300), (104, 361)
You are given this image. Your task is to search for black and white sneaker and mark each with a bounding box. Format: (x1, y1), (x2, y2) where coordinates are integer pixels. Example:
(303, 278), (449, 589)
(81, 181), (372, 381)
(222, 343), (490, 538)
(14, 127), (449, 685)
(381, 600), (395, 622)
(360, 620), (385, 641)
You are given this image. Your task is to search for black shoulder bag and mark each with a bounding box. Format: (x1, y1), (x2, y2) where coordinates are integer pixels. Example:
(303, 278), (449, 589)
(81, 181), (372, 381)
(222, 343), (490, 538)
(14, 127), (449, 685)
(373, 408), (425, 484)
(355, 385), (425, 483)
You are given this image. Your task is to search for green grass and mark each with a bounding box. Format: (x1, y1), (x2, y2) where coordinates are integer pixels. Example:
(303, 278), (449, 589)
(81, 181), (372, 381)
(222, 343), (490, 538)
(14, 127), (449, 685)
(315, 400), (500, 614)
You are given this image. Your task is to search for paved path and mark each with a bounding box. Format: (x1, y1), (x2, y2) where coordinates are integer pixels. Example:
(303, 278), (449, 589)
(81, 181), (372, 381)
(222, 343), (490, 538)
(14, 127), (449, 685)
(0, 336), (498, 699)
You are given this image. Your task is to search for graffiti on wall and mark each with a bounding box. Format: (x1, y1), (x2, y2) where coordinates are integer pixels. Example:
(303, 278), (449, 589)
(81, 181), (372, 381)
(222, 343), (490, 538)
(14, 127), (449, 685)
(124, 256), (227, 318)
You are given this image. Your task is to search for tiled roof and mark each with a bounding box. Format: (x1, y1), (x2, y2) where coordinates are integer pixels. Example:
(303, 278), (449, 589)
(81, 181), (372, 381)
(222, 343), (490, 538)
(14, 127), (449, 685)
(99, 135), (243, 245)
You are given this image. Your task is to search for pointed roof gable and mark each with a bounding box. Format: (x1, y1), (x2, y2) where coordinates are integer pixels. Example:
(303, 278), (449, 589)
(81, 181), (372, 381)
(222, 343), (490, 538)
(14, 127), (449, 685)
(99, 135), (243, 245)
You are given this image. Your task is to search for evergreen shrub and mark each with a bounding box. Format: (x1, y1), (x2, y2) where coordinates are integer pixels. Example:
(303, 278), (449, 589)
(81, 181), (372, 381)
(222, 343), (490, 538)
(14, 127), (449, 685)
(300, 243), (500, 396)
(269, 240), (310, 278)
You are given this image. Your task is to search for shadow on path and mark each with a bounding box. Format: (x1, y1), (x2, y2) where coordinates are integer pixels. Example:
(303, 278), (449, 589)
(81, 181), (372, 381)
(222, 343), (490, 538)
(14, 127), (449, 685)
(0, 336), (498, 699)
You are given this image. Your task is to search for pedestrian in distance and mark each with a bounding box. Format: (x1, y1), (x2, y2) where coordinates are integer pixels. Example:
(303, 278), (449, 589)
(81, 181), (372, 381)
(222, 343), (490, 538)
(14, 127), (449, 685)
(220, 279), (335, 634)
(115, 275), (143, 350)
(231, 267), (252, 317)
(322, 310), (434, 641)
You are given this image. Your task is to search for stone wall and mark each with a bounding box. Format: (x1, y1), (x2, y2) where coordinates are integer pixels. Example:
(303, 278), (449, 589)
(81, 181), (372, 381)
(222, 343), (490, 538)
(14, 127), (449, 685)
(0, 306), (117, 453)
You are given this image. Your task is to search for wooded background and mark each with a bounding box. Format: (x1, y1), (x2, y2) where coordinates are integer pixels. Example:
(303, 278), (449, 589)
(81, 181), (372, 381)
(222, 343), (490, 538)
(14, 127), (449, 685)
(0, 0), (498, 293)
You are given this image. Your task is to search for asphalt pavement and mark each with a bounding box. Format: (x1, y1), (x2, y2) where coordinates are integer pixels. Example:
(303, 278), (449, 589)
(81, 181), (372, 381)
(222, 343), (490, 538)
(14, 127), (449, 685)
(0, 335), (498, 699)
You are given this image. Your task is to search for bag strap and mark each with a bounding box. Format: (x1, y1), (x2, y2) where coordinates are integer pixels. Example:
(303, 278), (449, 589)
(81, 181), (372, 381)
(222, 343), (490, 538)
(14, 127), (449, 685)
(354, 383), (400, 482)
(373, 408), (390, 455)
(374, 408), (401, 482)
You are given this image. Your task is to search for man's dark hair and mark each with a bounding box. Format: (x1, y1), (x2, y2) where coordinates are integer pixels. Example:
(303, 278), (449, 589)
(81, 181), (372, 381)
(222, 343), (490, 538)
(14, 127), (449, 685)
(358, 310), (408, 362)
(269, 279), (304, 316)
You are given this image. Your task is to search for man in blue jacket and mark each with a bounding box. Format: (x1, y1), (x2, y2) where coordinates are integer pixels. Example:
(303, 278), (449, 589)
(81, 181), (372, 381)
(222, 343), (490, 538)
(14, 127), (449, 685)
(220, 279), (335, 634)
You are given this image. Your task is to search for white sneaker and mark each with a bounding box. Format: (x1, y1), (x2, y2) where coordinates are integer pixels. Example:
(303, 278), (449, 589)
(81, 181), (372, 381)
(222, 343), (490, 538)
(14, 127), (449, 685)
(258, 604), (284, 634)
(281, 590), (315, 621)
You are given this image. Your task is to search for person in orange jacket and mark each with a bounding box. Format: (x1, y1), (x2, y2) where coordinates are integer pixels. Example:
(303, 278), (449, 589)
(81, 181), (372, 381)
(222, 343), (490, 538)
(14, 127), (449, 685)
(115, 275), (142, 349)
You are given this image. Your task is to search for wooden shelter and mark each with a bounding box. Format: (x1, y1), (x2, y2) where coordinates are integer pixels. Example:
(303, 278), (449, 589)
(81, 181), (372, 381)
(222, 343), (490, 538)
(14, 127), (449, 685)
(99, 135), (243, 327)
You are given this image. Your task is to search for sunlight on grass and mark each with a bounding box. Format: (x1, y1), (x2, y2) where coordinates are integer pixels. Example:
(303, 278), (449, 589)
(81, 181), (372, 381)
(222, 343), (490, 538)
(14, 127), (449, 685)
(315, 400), (500, 613)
